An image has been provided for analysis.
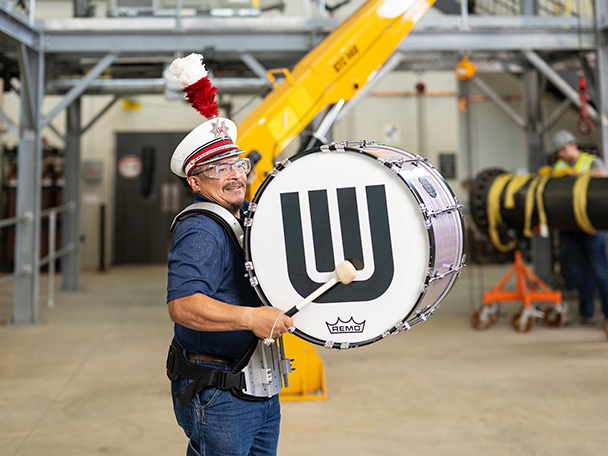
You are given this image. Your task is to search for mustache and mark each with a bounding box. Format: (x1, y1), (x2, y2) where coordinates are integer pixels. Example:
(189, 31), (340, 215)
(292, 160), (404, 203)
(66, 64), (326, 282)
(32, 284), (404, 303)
(223, 179), (245, 191)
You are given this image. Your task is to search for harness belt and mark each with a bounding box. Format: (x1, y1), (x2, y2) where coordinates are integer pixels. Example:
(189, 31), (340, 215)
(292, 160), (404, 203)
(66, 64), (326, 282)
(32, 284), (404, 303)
(167, 338), (293, 404)
(166, 340), (247, 405)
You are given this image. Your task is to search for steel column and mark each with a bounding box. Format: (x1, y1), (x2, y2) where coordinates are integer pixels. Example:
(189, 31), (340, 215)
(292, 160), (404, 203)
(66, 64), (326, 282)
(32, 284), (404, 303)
(594, 0), (608, 162)
(523, 66), (551, 282)
(61, 99), (82, 291)
(458, 79), (473, 184)
(14, 45), (43, 324)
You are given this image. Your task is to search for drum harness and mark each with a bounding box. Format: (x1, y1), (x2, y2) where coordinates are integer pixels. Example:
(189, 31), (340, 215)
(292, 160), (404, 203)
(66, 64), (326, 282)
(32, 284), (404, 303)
(166, 202), (293, 405)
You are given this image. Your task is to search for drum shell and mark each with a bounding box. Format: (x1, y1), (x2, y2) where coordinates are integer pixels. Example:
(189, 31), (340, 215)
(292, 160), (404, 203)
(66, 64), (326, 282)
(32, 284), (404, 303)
(395, 158), (465, 310)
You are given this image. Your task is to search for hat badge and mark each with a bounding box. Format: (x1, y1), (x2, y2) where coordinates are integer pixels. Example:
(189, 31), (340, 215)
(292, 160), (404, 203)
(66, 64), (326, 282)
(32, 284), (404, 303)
(211, 118), (227, 140)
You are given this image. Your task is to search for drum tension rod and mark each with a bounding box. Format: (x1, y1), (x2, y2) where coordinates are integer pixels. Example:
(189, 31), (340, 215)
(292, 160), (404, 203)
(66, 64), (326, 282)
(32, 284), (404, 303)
(420, 204), (464, 217)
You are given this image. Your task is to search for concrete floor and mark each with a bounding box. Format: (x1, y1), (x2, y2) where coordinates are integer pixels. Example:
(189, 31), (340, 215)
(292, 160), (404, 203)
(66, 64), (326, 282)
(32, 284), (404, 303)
(1, 263), (607, 456)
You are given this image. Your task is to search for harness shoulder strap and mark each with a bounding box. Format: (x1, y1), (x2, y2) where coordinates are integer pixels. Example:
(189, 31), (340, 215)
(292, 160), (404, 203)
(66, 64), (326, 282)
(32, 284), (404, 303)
(170, 202), (244, 255)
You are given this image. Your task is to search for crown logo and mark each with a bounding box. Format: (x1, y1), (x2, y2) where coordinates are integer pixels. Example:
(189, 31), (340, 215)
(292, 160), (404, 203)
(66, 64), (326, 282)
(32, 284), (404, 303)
(326, 317), (366, 334)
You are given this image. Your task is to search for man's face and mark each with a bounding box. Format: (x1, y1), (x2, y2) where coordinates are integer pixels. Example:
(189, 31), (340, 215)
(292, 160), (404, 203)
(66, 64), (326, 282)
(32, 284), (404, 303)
(187, 157), (247, 216)
(556, 143), (579, 164)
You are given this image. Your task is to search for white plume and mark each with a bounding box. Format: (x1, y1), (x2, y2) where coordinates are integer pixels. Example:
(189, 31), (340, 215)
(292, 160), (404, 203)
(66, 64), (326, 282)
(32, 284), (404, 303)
(169, 53), (208, 88)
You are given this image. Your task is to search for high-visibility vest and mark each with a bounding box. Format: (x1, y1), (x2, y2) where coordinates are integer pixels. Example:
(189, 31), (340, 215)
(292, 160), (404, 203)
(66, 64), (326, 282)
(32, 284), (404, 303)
(554, 151), (595, 173)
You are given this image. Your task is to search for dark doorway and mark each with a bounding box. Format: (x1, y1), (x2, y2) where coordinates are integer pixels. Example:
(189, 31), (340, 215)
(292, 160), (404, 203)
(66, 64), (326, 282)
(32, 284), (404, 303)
(114, 132), (192, 264)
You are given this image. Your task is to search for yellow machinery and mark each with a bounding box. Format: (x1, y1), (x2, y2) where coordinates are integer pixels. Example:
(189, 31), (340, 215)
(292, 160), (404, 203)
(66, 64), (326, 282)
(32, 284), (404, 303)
(239, 0), (437, 199)
(237, 0), (437, 400)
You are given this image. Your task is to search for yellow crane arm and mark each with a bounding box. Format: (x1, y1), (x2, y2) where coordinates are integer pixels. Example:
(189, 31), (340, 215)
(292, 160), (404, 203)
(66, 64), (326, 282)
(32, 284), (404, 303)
(238, 0), (437, 198)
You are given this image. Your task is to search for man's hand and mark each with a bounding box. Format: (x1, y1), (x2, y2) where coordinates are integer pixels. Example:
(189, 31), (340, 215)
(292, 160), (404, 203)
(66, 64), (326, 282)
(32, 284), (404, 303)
(168, 293), (293, 338)
(244, 306), (294, 340)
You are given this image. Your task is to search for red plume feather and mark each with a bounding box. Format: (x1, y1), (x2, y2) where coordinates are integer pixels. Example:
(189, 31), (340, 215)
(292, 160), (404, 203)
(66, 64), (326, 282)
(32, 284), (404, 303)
(183, 77), (219, 119)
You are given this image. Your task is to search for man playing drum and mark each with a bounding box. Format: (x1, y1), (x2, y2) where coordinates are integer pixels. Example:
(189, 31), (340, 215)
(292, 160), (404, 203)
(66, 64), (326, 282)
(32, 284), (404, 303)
(165, 53), (293, 456)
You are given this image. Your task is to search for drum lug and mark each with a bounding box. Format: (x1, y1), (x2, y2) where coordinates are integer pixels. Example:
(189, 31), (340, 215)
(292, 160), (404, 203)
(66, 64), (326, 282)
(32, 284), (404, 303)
(277, 158), (292, 169)
(249, 276), (259, 287)
(375, 157), (405, 175)
(429, 264), (466, 283)
(416, 310), (428, 322)
(244, 261), (254, 271)
(346, 139), (374, 149)
(426, 204), (465, 218)
(330, 142), (345, 152)
(244, 217), (253, 227)
(391, 321), (411, 336)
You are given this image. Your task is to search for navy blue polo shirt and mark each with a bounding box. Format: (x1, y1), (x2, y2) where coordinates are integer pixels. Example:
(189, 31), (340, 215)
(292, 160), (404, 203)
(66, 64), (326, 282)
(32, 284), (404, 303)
(167, 193), (258, 360)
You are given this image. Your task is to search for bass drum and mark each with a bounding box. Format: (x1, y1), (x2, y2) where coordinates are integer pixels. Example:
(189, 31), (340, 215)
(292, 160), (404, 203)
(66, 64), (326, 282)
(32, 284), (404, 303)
(243, 142), (465, 350)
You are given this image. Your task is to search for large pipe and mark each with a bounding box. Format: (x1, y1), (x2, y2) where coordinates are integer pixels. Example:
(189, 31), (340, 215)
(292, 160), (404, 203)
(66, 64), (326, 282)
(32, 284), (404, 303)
(470, 168), (608, 251)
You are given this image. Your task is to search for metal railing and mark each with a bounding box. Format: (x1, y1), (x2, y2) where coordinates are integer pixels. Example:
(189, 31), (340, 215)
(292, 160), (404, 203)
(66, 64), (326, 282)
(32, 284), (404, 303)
(469, 0), (591, 17)
(0, 200), (77, 309)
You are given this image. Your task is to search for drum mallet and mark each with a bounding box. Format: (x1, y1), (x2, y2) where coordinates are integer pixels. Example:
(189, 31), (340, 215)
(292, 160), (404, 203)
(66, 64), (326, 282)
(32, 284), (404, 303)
(263, 259), (362, 346)
(284, 258), (362, 318)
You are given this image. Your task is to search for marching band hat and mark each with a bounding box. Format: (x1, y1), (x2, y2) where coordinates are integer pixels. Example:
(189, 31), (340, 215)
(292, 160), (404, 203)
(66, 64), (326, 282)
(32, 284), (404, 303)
(169, 53), (243, 178)
(170, 117), (243, 178)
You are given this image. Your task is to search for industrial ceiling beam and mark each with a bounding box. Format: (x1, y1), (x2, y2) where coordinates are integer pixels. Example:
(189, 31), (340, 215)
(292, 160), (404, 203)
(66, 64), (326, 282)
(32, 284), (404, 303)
(0, 4), (40, 50)
(41, 52), (118, 128)
(37, 15), (595, 54)
(523, 50), (599, 122)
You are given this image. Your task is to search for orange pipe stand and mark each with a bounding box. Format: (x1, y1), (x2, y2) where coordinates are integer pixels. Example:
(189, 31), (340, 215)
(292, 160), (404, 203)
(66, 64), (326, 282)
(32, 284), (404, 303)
(483, 251), (562, 309)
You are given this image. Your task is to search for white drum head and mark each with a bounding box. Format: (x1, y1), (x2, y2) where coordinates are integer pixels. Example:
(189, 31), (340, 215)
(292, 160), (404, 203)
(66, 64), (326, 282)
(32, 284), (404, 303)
(245, 148), (432, 348)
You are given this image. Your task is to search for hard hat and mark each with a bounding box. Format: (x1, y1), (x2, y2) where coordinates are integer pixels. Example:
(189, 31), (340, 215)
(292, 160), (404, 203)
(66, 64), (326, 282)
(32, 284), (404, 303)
(552, 129), (576, 151)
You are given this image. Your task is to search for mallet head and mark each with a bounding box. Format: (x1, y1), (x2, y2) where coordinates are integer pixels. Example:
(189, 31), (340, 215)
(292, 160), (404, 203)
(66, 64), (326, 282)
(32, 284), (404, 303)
(335, 259), (359, 285)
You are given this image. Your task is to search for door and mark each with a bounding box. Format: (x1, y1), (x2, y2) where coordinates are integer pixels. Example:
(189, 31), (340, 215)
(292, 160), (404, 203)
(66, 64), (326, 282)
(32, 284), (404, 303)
(114, 132), (191, 264)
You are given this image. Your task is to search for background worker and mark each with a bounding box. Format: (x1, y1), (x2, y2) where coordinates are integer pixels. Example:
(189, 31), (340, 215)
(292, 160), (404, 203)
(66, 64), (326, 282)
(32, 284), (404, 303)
(551, 129), (608, 338)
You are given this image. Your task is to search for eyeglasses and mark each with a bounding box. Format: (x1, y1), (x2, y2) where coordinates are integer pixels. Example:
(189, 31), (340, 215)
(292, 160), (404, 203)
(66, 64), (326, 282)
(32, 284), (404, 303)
(197, 158), (251, 179)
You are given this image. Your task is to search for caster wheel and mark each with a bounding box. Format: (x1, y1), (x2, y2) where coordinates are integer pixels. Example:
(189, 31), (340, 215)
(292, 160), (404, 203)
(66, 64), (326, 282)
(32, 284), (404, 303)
(543, 306), (565, 327)
(471, 307), (492, 330)
(511, 308), (534, 332)
(471, 305), (498, 330)
(489, 304), (500, 323)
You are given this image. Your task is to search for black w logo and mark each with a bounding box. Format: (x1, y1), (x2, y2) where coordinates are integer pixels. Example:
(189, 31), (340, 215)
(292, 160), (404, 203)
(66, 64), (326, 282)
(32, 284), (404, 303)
(280, 185), (394, 303)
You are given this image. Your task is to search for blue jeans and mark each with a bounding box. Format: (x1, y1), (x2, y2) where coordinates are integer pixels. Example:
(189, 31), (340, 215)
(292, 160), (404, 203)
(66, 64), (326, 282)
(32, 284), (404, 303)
(560, 231), (608, 319)
(171, 360), (281, 456)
